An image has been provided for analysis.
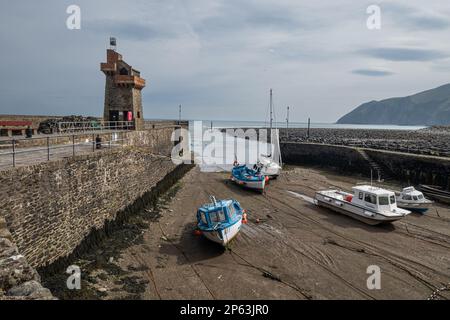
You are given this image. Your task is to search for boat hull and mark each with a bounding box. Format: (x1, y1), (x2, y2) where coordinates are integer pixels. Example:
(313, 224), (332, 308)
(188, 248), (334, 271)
(231, 176), (266, 192)
(315, 193), (409, 225)
(396, 201), (432, 213)
(202, 219), (242, 246)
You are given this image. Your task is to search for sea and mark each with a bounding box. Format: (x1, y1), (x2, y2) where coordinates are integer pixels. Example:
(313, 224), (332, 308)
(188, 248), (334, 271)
(197, 120), (426, 131)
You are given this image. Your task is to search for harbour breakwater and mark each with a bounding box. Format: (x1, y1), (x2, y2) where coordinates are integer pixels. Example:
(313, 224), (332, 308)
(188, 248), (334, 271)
(281, 142), (450, 190)
(0, 125), (191, 299)
(280, 128), (450, 158)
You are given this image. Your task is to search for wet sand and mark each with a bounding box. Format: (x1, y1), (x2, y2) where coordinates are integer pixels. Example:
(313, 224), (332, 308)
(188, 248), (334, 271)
(43, 166), (450, 300)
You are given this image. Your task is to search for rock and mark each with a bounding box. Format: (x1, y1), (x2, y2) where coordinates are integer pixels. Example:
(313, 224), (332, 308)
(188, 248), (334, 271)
(0, 217), (7, 229)
(7, 280), (47, 297)
(0, 229), (12, 241)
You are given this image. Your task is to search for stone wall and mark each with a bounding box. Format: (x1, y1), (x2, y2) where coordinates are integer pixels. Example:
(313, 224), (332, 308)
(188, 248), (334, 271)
(122, 126), (176, 156)
(365, 149), (450, 189)
(0, 148), (181, 269)
(0, 217), (54, 299)
(281, 142), (370, 175)
(281, 142), (450, 189)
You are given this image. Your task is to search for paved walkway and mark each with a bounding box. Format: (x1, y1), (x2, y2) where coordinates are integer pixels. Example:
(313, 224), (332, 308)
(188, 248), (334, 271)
(0, 142), (122, 170)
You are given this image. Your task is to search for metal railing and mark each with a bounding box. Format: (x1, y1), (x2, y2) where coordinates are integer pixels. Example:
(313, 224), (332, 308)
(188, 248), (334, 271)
(58, 121), (134, 134)
(0, 132), (128, 170)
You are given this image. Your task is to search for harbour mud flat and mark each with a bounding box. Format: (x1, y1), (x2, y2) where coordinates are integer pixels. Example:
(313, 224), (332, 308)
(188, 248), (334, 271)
(280, 128), (450, 157)
(42, 166), (450, 300)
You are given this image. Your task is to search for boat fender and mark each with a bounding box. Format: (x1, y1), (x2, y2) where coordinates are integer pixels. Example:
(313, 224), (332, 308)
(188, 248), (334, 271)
(345, 195), (353, 202)
(242, 211), (248, 224)
(194, 229), (202, 236)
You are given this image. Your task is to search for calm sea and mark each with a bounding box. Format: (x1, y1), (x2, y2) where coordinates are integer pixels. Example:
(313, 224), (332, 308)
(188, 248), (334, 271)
(186, 120), (426, 131)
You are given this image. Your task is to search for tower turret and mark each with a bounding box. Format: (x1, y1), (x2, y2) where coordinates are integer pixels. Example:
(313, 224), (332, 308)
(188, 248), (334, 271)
(100, 41), (146, 130)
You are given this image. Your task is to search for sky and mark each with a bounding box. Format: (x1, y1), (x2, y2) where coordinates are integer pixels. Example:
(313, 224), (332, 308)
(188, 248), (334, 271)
(1, 0), (450, 123)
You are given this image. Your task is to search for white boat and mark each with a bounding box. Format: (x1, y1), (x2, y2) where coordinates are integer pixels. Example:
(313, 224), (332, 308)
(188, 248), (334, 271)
(395, 187), (433, 213)
(315, 185), (411, 225)
(256, 89), (282, 178)
(258, 154), (282, 178)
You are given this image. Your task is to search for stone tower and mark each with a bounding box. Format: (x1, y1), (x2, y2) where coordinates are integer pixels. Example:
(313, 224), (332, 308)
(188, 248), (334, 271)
(100, 47), (146, 130)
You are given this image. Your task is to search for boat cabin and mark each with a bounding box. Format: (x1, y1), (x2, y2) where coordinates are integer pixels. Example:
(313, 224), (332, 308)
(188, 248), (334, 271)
(399, 187), (425, 202)
(350, 185), (398, 211)
(197, 199), (242, 230)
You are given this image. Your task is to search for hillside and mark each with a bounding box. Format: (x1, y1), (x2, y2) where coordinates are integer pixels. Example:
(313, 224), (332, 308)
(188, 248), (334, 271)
(337, 84), (450, 125)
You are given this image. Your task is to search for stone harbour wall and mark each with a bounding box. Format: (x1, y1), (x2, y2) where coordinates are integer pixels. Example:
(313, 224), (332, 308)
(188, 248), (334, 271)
(281, 142), (370, 175)
(0, 148), (180, 269)
(0, 217), (54, 300)
(0, 125), (188, 299)
(281, 142), (450, 190)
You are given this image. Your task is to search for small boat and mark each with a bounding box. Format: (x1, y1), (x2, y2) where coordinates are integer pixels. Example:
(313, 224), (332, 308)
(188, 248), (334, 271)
(315, 185), (411, 225)
(196, 196), (247, 246)
(255, 154), (281, 179)
(256, 90), (282, 179)
(395, 187), (433, 213)
(231, 165), (268, 192)
(418, 185), (450, 205)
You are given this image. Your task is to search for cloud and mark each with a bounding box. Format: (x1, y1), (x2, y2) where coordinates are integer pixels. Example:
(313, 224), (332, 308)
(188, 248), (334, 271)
(383, 2), (450, 30)
(85, 19), (180, 41)
(1, 0), (450, 123)
(359, 47), (448, 61)
(352, 69), (394, 77)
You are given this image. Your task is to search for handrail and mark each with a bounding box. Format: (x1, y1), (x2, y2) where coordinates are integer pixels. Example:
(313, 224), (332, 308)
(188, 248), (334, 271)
(0, 132), (128, 169)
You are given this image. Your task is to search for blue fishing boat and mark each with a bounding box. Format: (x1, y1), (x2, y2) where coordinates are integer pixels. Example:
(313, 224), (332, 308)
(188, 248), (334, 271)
(231, 165), (268, 192)
(196, 196), (247, 246)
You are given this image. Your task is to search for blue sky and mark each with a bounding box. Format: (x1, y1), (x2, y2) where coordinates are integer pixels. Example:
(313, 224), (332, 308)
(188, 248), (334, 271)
(1, 0), (450, 122)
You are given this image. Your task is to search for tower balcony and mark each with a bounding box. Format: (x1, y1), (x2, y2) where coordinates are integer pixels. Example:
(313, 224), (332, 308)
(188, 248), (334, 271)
(114, 75), (146, 89)
(100, 62), (116, 74)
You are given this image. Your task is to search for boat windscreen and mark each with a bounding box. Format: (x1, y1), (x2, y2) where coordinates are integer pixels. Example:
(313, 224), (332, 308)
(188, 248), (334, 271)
(209, 210), (226, 223)
(200, 212), (208, 224)
(228, 205), (235, 219)
(390, 195), (396, 204)
(379, 196), (389, 205)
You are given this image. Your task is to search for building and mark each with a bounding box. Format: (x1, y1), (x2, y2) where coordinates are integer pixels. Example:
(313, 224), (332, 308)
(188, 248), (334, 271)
(0, 121), (34, 137)
(100, 45), (146, 130)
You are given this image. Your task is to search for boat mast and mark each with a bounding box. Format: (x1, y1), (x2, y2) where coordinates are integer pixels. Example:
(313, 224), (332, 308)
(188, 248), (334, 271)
(269, 89), (273, 132)
(269, 89), (273, 146)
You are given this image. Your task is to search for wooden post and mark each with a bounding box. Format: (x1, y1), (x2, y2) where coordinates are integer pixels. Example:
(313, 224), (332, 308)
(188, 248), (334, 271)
(47, 137), (50, 161)
(12, 139), (16, 168)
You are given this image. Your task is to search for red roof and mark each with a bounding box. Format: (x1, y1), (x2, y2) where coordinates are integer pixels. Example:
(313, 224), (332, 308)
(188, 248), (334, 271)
(0, 121), (33, 127)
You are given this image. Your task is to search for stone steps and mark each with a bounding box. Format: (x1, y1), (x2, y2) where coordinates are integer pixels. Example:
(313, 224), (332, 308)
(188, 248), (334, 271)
(357, 149), (392, 182)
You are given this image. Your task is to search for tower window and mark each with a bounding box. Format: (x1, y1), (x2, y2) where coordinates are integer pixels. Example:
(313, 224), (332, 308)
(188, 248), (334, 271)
(137, 112), (141, 119)
(119, 67), (129, 75)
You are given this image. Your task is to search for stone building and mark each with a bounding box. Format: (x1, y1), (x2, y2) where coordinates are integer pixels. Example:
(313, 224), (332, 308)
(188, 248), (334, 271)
(100, 48), (146, 130)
